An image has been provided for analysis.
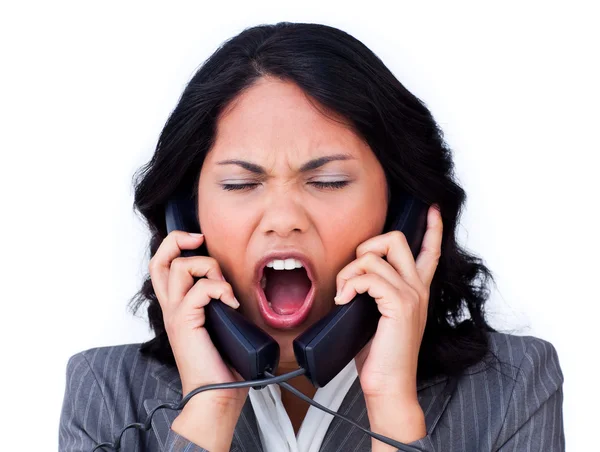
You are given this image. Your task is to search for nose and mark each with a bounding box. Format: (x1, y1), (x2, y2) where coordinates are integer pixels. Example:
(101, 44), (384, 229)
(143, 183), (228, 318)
(259, 188), (310, 238)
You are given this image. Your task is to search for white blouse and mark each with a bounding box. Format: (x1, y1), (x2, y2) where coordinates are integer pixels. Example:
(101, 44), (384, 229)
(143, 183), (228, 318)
(248, 359), (359, 452)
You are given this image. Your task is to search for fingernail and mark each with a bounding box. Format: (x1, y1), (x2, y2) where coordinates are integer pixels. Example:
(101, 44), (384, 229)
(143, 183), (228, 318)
(189, 233), (203, 238)
(233, 297), (240, 308)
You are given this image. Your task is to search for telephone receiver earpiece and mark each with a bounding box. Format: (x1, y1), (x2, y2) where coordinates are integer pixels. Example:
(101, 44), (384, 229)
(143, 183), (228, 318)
(165, 191), (429, 389)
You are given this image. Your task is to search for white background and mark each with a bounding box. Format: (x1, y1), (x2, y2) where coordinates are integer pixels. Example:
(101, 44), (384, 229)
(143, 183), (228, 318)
(1, 1), (598, 450)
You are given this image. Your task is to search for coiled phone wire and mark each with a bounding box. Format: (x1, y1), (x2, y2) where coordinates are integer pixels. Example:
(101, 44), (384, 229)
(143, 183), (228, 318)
(91, 368), (424, 452)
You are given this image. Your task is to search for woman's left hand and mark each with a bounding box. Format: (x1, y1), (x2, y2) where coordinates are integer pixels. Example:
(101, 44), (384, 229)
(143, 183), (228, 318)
(334, 204), (443, 402)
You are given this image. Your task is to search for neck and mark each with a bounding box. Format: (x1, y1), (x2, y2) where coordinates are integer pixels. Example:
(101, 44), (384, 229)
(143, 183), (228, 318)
(275, 362), (318, 435)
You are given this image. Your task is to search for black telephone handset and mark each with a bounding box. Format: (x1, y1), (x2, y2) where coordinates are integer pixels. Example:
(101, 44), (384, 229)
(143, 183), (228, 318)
(165, 192), (428, 389)
(165, 197), (280, 390)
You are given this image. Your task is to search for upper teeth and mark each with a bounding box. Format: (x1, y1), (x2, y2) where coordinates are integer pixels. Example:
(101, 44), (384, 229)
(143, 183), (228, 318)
(266, 258), (304, 270)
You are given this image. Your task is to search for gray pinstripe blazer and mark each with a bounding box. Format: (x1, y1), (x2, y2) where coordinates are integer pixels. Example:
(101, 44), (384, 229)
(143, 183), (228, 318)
(59, 332), (565, 451)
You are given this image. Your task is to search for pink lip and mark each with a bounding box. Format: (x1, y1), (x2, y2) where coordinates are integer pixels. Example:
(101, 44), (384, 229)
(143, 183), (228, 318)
(254, 251), (316, 329)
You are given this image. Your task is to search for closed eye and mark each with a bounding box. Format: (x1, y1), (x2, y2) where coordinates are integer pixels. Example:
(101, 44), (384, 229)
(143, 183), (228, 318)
(220, 181), (350, 191)
(221, 183), (260, 191)
(310, 181), (349, 190)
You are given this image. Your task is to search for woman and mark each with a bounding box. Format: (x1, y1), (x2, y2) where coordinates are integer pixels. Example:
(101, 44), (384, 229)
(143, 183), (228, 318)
(59, 22), (565, 451)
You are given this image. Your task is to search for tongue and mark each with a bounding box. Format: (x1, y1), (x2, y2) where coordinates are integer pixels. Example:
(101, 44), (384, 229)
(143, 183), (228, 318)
(264, 268), (311, 315)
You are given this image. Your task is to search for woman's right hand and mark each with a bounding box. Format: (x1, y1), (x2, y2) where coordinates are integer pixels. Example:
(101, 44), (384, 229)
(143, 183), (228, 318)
(148, 230), (249, 409)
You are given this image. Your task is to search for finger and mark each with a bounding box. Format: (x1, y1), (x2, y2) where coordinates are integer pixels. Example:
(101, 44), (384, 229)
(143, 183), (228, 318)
(335, 251), (404, 297)
(335, 272), (404, 306)
(148, 231), (205, 305)
(335, 273), (421, 320)
(415, 204), (443, 287)
(355, 230), (422, 290)
(178, 278), (240, 316)
(167, 255), (226, 308)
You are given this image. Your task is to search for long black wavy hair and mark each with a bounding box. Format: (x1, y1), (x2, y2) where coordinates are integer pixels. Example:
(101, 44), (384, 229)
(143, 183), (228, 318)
(129, 22), (499, 383)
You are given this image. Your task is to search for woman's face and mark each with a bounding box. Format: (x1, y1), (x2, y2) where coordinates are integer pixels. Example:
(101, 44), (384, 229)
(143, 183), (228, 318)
(197, 77), (388, 368)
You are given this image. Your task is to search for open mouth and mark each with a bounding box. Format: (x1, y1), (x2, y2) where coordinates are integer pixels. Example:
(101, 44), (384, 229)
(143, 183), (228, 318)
(256, 257), (315, 329)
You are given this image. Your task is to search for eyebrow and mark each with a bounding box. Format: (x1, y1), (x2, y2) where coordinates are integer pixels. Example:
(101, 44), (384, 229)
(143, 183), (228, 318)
(216, 153), (356, 174)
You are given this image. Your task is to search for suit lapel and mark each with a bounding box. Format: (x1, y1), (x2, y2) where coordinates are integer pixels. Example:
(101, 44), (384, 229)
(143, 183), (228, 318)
(319, 374), (458, 452)
(144, 363), (264, 452)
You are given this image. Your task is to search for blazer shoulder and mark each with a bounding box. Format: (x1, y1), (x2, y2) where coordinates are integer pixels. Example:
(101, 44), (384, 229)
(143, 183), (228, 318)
(419, 332), (565, 451)
(61, 343), (172, 450)
(483, 335), (565, 450)
(483, 331), (564, 388)
(66, 343), (152, 385)
(67, 342), (147, 368)
(63, 342), (168, 415)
